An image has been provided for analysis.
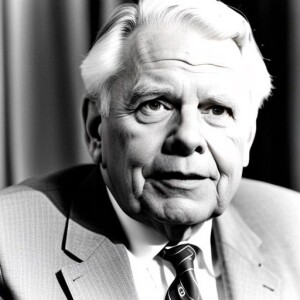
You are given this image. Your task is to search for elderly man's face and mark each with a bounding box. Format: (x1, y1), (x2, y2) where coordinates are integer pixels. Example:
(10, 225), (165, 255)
(98, 25), (256, 241)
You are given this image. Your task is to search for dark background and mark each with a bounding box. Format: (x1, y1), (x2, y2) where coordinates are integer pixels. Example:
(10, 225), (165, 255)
(223, 0), (291, 188)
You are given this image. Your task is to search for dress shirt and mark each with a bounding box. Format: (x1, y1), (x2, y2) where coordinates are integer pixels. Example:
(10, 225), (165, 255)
(107, 188), (223, 300)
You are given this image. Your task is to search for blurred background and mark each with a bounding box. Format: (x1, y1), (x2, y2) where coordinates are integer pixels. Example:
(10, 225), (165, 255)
(0, 0), (300, 191)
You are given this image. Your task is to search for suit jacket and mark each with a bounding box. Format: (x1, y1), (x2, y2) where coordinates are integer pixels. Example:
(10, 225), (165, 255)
(0, 165), (299, 299)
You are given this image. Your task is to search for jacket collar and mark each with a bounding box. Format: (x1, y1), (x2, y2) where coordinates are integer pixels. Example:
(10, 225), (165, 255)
(60, 166), (138, 299)
(63, 166), (128, 261)
(214, 204), (281, 300)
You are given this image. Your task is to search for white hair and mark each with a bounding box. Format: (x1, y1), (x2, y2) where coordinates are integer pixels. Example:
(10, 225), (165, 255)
(80, 0), (272, 117)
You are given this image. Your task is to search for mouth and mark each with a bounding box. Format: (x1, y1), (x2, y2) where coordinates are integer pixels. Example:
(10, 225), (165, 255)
(150, 171), (205, 181)
(148, 171), (207, 190)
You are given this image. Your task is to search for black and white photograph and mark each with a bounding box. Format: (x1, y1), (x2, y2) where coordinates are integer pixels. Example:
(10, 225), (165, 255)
(0, 0), (299, 299)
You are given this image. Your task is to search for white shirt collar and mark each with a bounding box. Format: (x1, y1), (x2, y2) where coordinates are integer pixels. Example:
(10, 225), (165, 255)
(107, 187), (215, 274)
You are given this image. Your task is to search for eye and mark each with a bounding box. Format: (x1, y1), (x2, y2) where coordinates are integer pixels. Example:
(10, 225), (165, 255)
(211, 106), (227, 115)
(203, 105), (232, 117)
(135, 99), (173, 123)
(201, 105), (234, 127)
(140, 100), (165, 113)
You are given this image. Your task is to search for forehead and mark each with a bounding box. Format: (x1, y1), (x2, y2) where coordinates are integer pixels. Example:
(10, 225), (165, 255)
(125, 24), (243, 72)
(118, 24), (249, 106)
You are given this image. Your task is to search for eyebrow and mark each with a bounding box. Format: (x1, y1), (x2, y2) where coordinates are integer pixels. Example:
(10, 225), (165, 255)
(129, 84), (173, 105)
(202, 94), (239, 108)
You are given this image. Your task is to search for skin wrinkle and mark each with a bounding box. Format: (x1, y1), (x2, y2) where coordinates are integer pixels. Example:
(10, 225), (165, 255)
(134, 29), (242, 70)
(129, 76), (243, 124)
(201, 132), (234, 214)
(127, 24), (241, 72)
(142, 59), (232, 69)
(96, 24), (255, 242)
(138, 52), (240, 70)
(126, 59), (246, 115)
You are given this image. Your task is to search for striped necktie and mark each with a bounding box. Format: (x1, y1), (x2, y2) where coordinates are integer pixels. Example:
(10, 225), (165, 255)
(160, 244), (202, 300)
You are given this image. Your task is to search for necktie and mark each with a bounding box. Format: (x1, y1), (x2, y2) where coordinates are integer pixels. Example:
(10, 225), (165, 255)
(160, 244), (202, 300)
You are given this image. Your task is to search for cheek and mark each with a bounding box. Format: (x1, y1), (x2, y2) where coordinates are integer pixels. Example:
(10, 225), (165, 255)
(207, 129), (245, 168)
(103, 121), (168, 192)
(115, 125), (166, 166)
(205, 127), (247, 203)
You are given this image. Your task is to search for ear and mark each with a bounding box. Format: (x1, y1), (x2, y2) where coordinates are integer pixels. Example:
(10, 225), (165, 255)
(82, 97), (102, 164)
(243, 120), (257, 167)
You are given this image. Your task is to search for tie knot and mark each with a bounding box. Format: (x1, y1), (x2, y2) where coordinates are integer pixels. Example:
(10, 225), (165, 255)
(160, 244), (197, 275)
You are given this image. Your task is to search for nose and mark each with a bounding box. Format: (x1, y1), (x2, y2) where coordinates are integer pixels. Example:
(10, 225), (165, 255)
(163, 110), (207, 156)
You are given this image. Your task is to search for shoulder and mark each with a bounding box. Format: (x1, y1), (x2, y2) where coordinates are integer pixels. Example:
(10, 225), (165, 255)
(231, 178), (300, 251)
(220, 179), (300, 297)
(0, 164), (97, 224)
(0, 165), (98, 298)
(236, 178), (300, 203)
(232, 178), (300, 219)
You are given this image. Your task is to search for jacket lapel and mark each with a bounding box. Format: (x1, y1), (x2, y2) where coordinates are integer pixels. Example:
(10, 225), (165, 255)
(214, 205), (281, 300)
(59, 167), (139, 300)
(61, 238), (138, 300)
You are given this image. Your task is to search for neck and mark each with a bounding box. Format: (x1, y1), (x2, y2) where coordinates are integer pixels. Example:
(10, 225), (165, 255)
(157, 223), (203, 243)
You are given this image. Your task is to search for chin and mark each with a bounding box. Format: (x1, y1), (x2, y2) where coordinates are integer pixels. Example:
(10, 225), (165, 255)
(149, 204), (214, 228)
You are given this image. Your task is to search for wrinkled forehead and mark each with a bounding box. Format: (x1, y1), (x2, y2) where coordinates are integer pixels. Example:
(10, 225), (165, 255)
(125, 24), (243, 71)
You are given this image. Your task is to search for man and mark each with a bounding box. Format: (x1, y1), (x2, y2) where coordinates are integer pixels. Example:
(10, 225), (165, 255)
(0, 0), (299, 299)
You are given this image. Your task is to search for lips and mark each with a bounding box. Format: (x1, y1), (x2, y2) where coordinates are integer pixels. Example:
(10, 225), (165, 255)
(149, 171), (205, 181)
(147, 171), (208, 190)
